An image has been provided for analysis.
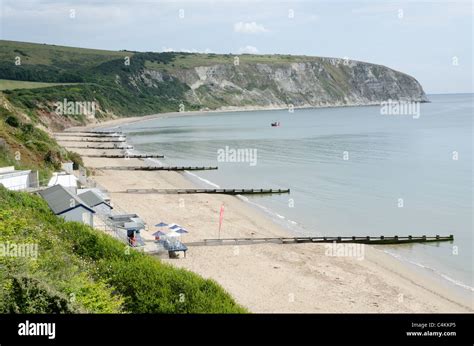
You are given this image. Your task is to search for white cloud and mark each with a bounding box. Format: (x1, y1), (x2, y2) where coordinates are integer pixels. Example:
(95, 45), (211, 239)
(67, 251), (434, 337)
(234, 21), (268, 34)
(161, 47), (213, 53)
(238, 45), (259, 54)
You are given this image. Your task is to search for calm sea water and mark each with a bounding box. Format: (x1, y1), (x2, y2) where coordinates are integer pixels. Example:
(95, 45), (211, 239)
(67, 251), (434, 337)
(117, 94), (473, 292)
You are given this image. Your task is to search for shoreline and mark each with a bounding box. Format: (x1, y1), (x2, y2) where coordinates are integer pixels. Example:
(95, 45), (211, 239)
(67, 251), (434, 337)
(183, 167), (474, 298)
(58, 116), (473, 313)
(65, 100), (413, 132)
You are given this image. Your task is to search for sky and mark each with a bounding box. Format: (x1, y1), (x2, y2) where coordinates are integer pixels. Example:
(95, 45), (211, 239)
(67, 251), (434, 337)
(0, 0), (472, 94)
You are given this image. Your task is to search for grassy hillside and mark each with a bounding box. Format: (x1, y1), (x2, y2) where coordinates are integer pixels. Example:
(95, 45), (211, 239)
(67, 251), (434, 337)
(0, 79), (76, 91)
(0, 94), (83, 182)
(0, 40), (427, 130)
(0, 41), (199, 126)
(0, 40), (130, 82)
(0, 186), (246, 313)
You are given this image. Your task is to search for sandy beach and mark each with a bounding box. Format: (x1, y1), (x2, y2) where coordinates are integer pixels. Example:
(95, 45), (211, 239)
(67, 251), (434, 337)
(56, 122), (473, 313)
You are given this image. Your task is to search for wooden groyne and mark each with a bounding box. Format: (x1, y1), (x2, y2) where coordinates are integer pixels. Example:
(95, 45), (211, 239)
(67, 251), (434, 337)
(84, 131), (124, 134)
(55, 133), (124, 138)
(58, 139), (126, 143)
(82, 154), (164, 158)
(61, 131), (124, 135)
(94, 166), (218, 171)
(124, 188), (290, 195)
(65, 145), (134, 149)
(186, 235), (454, 246)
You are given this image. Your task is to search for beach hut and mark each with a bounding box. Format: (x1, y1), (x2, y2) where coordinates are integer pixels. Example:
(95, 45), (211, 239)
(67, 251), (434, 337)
(48, 172), (79, 194)
(78, 190), (113, 215)
(0, 166), (39, 191)
(106, 214), (146, 246)
(61, 161), (74, 174)
(77, 188), (110, 203)
(38, 185), (95, 227)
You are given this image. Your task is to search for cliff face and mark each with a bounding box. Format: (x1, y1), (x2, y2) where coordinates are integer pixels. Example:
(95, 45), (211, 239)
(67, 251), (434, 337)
(140, 58), (428, 111)
(0, 41), (428, 129)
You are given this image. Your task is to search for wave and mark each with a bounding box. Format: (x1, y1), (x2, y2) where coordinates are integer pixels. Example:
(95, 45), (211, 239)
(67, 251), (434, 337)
(184, 171), (221, 188)
(382, 249), (474, 292)
(236, 194), (308, 235)
(182, 169), (307, 234)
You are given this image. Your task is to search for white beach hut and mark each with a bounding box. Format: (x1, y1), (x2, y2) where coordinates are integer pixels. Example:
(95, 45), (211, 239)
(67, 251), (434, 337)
(48, 172), (79, 194)
(0, 166), (39, 191)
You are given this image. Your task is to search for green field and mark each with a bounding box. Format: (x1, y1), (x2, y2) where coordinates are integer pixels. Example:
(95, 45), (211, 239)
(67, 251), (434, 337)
(0, 40), (131, 66)
(0, 79), (76, 90)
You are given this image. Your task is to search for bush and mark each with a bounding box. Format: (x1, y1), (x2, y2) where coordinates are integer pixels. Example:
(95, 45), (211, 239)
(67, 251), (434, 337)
(5, 115), (20, 128)
(67, 151), (83, 170)
(0, 187), (247, 314)
(44, 150), (62, 169)
(2, 275), (76, 313)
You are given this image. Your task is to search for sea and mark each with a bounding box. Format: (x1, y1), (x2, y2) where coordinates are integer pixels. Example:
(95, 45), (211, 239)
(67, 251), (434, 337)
(112, 94), (473, 296)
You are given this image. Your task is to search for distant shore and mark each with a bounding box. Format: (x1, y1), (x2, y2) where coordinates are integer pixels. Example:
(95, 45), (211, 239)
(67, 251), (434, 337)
(58, 115), (473, 313)
(66, 100), (400, 132)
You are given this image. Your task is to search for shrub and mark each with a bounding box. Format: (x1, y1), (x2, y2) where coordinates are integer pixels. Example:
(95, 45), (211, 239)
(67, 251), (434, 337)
(2, 275), (76, 313)
(67, 151), (83, 170)
(0, 187), (247, 314)
(5, 115), (20, 128)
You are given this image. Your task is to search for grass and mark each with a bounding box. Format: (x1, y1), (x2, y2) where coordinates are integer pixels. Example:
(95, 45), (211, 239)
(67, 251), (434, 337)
(144, 53), (326, 72)
(0, 39), (390, 130)
(0, 79), (76, 91)
(0, 40), (131, 67)
(0, 186), (247, 313)
(0, 99), (83, 181)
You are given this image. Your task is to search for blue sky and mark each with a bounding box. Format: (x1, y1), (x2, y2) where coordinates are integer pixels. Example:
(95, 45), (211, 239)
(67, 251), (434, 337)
(0, 0), (472, 94)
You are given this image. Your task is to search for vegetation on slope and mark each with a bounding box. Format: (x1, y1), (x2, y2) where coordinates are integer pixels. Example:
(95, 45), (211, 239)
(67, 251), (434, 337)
(0, 79), (76, 91)
(0, 186), (247, 313)
(0, 41), (198, 126)
(0, 39), (427, 130)
(0, 98), (82, 182)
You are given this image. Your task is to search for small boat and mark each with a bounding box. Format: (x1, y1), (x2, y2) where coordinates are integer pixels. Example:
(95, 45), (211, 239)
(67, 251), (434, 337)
(271, 121), (280, 127)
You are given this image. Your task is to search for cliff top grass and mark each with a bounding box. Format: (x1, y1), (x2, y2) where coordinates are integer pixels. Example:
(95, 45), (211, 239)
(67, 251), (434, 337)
(0, 186), (247, 313)
(0, 39), (339, 74)
(0, 79), (77, 91)
(0, 40), (131, 67)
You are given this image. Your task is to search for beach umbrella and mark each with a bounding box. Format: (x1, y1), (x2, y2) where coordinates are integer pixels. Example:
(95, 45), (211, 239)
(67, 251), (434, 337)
(169, 224), (180, 230)
(152, 231), (167, 237)
(175, 228), (188, 234)
(155, 222), (168, 227)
